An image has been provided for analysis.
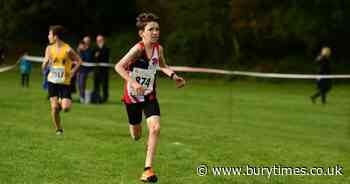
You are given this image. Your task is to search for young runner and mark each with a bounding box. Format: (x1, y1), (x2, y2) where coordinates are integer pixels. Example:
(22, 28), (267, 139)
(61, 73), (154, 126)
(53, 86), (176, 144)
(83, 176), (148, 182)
(115, 13), (186, 182)
(42, 25), (82, 135)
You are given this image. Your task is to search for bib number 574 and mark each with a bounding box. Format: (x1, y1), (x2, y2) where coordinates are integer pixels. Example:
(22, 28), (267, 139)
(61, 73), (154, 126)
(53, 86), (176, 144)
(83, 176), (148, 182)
(136, 76), (151, 88)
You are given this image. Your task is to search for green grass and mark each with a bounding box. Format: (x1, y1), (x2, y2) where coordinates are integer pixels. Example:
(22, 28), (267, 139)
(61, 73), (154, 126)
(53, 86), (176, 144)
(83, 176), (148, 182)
(0, 66), (349, 184)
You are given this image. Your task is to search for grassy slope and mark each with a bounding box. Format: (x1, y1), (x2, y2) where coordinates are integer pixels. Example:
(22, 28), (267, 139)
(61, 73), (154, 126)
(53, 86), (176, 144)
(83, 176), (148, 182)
(0, 66), (349, 184)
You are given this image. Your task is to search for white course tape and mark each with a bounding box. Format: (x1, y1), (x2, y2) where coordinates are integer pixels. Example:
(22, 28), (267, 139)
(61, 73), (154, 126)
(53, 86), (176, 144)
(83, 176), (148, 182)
(0, 64), (18, 72)
(231, 71), (350, 79)
(23, 55), (114, 67)
(23, 56), (45, 63)
(0, 57), (21, 73)
(169, 66), (350, 79)
(1, 55), (349, 79)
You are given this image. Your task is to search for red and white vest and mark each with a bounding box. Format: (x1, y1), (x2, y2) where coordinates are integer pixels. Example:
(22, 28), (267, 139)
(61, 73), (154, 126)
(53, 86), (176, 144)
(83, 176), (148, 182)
(122, 42), (160, 104)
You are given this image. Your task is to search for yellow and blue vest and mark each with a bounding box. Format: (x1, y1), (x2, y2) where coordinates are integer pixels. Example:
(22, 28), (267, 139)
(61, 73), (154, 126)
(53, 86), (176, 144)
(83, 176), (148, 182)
(48, 43), (73, 85)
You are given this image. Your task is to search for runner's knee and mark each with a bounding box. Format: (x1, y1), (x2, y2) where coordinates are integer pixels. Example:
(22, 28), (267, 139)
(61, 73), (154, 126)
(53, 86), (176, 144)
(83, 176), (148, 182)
(51, 106), (59, 113)
(149, 123), (160, 136)
(61, 100), (71, 112)
(62, 107), (70, 112)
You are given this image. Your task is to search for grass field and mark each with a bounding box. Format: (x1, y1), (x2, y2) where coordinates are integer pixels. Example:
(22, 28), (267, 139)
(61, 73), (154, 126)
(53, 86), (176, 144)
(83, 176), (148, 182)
(0, 66), (349, 184)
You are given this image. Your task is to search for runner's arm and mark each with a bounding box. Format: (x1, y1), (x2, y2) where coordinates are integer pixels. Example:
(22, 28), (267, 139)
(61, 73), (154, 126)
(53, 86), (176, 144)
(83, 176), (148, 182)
(159, 46), (186, 88)
(115, 45), (140, 82)
(68, 48), (82, 76)
(41, 46), (50, 71)
(115, 45), (146, 95)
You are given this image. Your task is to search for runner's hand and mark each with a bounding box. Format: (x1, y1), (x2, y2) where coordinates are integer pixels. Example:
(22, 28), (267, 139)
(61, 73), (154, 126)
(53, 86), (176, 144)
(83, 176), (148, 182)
(131, 80), (145, 96)
(174, 75), (186, 88)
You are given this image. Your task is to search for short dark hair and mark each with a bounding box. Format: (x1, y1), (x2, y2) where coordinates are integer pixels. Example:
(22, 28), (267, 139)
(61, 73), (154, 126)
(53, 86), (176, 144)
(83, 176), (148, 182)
(49, 25), (65, 39)
(136, 13), (159, 30)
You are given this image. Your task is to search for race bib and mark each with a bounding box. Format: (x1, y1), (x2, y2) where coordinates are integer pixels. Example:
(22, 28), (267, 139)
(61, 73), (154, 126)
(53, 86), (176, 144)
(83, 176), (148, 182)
(130, 68), (156, 96)
(50, 66), (65, 83)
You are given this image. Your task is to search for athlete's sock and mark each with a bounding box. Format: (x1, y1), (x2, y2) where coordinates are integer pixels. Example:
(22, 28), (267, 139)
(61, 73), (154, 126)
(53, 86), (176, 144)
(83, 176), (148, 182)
(144, 167), (151, 171)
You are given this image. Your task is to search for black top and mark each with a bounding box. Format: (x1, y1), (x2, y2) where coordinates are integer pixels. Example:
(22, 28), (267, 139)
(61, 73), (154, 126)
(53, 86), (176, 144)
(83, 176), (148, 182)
(0, 47), (5, 63)
(127, 46), (152, 71)
(93, 46), (110, 63)
(316, 56), (331, 75)
(84, 47), (94, 63)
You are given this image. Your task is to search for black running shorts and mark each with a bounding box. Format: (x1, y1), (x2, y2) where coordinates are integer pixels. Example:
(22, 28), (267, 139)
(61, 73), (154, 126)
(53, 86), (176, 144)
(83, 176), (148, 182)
(48, 82), (72, 99)
(125, 99), (160, 125)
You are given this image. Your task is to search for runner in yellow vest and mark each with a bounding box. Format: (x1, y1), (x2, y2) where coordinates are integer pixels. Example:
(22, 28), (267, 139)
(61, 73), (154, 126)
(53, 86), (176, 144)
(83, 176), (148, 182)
(42, 25), (82, 135)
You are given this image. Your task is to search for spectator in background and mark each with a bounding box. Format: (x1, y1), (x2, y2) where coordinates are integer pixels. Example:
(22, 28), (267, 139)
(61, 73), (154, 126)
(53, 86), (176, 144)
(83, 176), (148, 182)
(77, 40), (87, 58)
(19, 52), (32, 88)
(93, 34), (110, 103)
(77, 39), (88, 103)
(0, 46), (6, 64)
(311, 47), (332, 104)
(69, 48), (80, 95)
(43, 64), (50, 99)
(78, 36), (94, 103)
